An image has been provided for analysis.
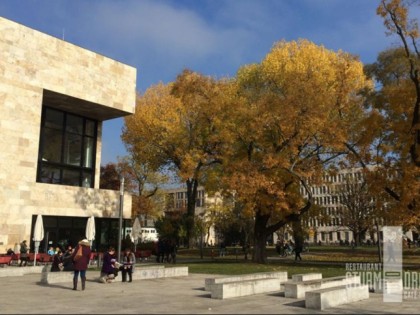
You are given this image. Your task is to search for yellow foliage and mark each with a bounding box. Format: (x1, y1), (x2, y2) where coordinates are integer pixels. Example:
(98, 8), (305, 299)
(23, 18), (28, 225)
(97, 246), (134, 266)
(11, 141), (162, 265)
(223, 39), (372, 220)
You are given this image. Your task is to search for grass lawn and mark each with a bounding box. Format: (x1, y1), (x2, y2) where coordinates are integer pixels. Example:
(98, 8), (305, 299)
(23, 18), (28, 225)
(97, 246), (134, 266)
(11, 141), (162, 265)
(178, 259), (346, 279)
(173, 245), (420, 283)
(176, 245), (420, 266)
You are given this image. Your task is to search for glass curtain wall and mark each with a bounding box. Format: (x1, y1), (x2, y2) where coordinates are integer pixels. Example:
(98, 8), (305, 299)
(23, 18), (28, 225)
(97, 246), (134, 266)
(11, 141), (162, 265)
(37, 106), (97, 188)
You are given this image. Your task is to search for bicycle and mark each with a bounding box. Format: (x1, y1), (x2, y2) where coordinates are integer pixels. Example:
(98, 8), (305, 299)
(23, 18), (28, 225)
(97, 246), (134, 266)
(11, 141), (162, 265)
(281, 247), (293, 257)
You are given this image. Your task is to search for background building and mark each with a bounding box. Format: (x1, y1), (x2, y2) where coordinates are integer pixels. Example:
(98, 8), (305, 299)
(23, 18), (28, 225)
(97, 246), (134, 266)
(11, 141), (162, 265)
(0, 17), (136, 252)
(299, 168), (372, 244)
(164, 186), (217, 245)
(162, 168), (417, 247)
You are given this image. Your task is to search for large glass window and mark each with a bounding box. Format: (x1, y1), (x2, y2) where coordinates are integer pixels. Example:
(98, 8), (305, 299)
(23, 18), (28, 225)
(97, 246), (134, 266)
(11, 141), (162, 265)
(37, 107), (97, 188)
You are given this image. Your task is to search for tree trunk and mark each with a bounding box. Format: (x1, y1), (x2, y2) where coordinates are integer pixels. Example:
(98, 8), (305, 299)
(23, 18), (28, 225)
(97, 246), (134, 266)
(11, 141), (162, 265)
(252, 211), (270, 264)
(353, 231), (360, 246)
(186, 178), (198, 248)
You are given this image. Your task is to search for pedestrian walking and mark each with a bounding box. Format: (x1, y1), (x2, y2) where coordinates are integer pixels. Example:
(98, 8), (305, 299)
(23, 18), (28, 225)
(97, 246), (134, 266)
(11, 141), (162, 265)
(293, 244), (303, 261)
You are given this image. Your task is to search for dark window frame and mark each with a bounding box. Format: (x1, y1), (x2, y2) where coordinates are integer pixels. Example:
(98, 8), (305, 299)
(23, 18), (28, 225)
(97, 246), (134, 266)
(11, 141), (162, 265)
(37, 106), (97, 188)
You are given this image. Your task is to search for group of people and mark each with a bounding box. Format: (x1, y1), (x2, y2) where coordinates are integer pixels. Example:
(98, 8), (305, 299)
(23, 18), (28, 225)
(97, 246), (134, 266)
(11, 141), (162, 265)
(50, 245), (76, 272)
(11, 238), (142, 291)
(100, 247), (135, 283)
(155, 239), (177, 263)
(11, 240), (76, 268)
(51, 241), (137, 288)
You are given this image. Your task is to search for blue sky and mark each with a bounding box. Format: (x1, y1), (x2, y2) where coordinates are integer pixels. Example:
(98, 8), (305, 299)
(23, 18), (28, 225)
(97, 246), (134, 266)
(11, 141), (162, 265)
(0, 0), (409, 165)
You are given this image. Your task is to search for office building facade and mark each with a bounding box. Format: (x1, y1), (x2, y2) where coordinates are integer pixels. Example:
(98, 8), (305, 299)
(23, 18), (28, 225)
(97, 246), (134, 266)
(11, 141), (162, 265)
(0, 17), (136, 252)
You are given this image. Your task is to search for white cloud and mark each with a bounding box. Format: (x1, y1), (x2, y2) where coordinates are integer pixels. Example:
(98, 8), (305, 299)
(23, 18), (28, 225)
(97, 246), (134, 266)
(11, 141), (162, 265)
(2, 0), (413, 164)
(54, 0), (255, 91)
(75, 1), (252, 60)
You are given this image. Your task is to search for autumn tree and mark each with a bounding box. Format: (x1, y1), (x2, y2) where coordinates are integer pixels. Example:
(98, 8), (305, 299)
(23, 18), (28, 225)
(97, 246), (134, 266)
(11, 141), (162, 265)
(378, 0), (420, 167)
(118, 155), (167, 222)
(337, 175), (377, 246)
(100, 163), (121, 190)
(122, 70), (231, 247)
(349, 0), (420, 230)
(99, 158), (162, 222)
(219, 40), (372, 263)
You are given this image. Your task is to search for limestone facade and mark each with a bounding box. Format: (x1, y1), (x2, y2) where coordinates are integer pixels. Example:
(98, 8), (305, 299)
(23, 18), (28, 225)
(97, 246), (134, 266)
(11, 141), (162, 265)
(0, 17), (136, 251)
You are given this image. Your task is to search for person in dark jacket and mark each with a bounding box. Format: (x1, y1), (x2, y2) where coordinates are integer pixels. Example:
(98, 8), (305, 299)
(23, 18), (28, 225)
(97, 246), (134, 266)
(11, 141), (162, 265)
(71, 239), (91, 291)
(100, 247), (119, 283)
(50, 250), (64, 272)
(62, 245), (74, 271)
(293, 244), (303, 261)
(19, 240), (29, 267)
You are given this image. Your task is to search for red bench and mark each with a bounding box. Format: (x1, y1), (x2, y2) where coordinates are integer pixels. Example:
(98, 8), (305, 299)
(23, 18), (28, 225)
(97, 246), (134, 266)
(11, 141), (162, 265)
(0, 256), (12, 266)
(27, 253), (41, 264)
(89, 252), (98, 266)
(135, 250), (152, 261)
(39, 253), (53, 264)
(8, 253), (20, 265)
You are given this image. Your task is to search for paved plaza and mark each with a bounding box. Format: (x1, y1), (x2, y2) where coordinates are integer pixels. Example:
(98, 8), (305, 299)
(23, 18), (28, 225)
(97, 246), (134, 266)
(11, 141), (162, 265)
(0, 270), (419, 314)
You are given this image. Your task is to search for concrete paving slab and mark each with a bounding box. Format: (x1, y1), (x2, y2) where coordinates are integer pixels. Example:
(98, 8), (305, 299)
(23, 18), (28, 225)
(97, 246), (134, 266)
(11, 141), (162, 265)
(0, 271), (418, 314)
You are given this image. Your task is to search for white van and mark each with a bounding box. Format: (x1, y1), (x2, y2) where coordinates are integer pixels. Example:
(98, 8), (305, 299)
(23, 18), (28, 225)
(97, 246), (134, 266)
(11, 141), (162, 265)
(140, 227), (159, 242)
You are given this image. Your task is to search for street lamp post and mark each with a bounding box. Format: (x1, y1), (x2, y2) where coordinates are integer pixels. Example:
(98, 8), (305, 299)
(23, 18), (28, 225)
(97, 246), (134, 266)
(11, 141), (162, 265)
(117, 177), (125, 262)
(199, 212), (205, 259)
(376, 220), (382, 263)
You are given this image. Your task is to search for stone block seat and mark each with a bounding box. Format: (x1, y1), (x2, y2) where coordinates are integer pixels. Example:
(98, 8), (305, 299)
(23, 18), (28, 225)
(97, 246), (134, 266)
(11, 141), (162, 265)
(41, 265), (188, 284)
(131, 265), (188, 281)
(305, 284), (369, 310)
(285, 275), (361, 299)
(0, 265), (45, 278)
(371, 277), (403, 294)
(41, 269), (74, 284)
(210, 277), (282, 299)
(205, 271), (288, 291)
(291, 273), (322, 282)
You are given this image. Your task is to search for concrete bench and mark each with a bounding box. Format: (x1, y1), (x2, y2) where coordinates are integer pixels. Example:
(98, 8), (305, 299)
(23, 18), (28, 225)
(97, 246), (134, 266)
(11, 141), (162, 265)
(211, 278), (282, 299)
(305, 284), (369, 310)
(99, 266), (188, 283)
(132, 265), (188, 280)
(292, 273), (322, 282)
(41, 270), (74, 284)
(371, 278), (403, 294)
(0, 265), (44, 277)
(285, 275), (361, 299)
(205, 271), (288, 291)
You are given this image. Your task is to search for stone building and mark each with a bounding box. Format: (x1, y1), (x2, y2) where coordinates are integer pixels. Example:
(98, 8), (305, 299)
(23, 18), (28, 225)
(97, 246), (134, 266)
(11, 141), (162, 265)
(0, 17), (136, 252)
(164, 186), (217, 246)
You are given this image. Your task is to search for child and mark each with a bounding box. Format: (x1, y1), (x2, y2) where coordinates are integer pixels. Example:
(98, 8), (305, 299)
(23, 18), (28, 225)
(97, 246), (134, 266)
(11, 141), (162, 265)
(121, 248), (136, 282)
